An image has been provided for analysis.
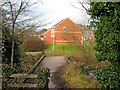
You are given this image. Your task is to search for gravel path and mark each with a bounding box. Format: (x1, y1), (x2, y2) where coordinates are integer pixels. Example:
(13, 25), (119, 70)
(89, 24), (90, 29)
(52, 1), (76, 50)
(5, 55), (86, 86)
(38, 56), (67, 88)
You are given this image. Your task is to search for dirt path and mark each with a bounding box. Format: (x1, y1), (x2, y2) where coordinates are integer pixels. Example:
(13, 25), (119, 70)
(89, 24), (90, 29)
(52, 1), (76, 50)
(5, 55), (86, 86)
(38, 56), (67, 88)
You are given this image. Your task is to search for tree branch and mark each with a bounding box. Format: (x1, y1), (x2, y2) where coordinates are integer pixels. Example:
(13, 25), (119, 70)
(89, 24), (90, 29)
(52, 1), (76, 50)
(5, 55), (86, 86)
(77, 1), (89, 12)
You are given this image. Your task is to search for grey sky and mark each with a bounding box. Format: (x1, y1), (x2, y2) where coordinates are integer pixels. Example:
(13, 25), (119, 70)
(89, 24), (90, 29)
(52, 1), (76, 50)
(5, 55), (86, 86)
(29, 0), (90, 29)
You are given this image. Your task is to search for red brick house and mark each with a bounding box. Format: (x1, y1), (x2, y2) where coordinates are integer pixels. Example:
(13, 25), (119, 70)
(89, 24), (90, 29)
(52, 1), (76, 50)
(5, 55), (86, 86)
(41, 18), (83, 44)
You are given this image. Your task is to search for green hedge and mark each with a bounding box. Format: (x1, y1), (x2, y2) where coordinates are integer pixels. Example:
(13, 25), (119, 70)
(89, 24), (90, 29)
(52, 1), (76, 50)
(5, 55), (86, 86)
(89, 2), (120, 89)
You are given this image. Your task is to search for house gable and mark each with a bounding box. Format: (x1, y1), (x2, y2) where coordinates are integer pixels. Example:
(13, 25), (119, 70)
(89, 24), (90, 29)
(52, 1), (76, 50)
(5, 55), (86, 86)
(42, 18), (83, 44)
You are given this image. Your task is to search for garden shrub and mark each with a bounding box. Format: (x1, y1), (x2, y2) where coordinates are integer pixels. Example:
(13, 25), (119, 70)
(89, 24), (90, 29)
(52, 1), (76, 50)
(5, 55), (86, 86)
(2, 27), (22, 67)
(95, 65), (119, 89)
(36, 68), (50, 89)
(2, 64), (18, 78)
(89, 2), (120, 89)
(24, 36), (44, 52)
(2, 64), (19, 90)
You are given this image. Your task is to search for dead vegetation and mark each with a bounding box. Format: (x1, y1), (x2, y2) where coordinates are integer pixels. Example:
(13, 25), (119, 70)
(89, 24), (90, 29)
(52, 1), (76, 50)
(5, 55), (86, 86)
(21, 53), (43, 72)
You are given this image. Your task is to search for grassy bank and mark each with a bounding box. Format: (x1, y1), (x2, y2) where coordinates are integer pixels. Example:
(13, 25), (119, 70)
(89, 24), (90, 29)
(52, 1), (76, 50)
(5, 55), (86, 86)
(44, 44), (80, 56)
(62, 60), (111, 88)
(63, 62), (91, 88)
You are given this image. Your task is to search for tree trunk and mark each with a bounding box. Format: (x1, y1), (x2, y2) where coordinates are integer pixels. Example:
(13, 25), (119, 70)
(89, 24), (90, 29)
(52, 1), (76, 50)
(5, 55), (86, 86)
(11, 36), (14, 67)
(11, 24), (15, 67)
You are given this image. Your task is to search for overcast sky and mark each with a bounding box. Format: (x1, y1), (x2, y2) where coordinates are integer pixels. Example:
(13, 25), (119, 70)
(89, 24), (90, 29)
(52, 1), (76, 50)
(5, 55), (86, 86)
(29, 0), (90, 30)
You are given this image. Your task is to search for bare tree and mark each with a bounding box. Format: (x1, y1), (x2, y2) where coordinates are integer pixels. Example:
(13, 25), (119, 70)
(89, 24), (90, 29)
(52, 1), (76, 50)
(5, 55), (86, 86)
(1, 0), (39, 67)
(61, 26), (82, 45)
(69, 0), (90, 13)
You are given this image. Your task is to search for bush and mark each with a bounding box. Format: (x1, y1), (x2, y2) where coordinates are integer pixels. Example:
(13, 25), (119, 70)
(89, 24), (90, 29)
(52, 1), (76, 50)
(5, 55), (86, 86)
(21, 53), (43, 72)
(2, 27), (22, 66)
(89, 2), (120, 89)
(36, 68), (50, 89)
(95, 65), (119, 89)
(24, 36), (44, 52)
(2, 64), (19, 90)
(69, 43), (96, 65)
(87, 60), (111, 70)
(2, 64), (18, 78)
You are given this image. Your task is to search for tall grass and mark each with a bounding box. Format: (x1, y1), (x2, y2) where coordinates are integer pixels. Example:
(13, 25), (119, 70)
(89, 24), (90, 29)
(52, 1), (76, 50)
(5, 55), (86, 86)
(76, 42), (96, 65)
(63, 62), (91, 88)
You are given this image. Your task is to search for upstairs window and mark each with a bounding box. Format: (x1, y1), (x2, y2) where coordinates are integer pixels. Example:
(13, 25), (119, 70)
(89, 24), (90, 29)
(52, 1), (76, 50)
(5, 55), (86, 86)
(63, 26), (66, 32)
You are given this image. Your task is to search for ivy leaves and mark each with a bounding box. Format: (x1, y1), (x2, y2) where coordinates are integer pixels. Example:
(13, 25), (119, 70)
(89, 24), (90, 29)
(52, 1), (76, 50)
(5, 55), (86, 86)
(89, 2), (120, 89)
(90, 2), (120, 63)
(95, 65), (119, 89)
(37, 68), (50, 89)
